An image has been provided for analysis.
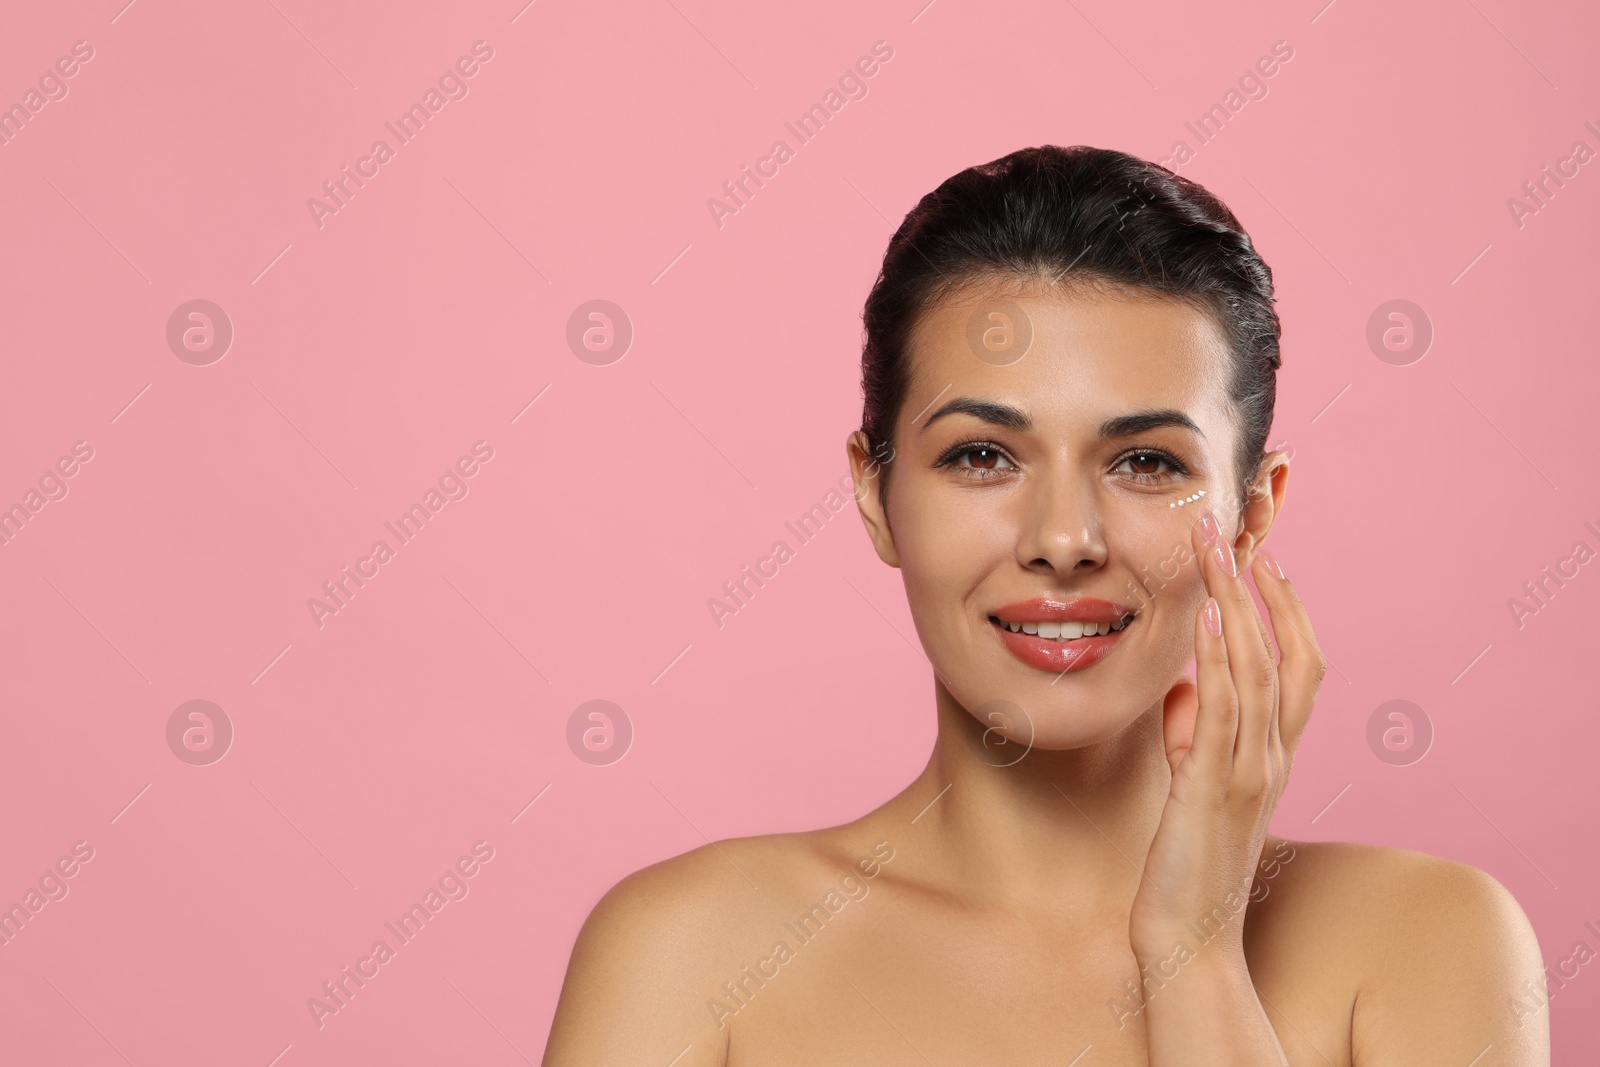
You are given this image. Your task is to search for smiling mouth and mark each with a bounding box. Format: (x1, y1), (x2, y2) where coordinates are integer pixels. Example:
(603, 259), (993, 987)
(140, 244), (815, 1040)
(987, 613), (1136, 641)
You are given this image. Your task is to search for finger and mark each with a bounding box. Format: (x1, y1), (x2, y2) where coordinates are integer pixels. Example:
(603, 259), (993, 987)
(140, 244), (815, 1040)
(1186, 515), (1238, 771)
(1196, 504), (1275, 677)
(1250, 550), (1326, 752)
(1196, 511), (1278, 769)
(1187, 591), (1239, 776)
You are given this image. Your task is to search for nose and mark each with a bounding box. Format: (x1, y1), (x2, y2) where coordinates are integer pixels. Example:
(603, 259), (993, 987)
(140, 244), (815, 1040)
(1014, 475), (1108, 577)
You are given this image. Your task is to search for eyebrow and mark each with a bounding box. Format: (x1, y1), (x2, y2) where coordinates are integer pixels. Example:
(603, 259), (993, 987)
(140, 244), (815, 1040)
(917, 397), (1204, 440)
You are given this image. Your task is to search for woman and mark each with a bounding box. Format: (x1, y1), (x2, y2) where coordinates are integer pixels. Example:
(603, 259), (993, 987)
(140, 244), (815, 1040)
(542, 146), (1549, 1065)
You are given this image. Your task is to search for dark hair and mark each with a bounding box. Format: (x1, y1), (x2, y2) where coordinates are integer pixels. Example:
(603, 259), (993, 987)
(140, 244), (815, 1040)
(859, 144), (1281, 514)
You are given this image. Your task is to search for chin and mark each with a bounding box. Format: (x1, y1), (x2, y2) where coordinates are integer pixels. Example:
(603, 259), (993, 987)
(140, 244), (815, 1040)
(965, 687), (1152, 756)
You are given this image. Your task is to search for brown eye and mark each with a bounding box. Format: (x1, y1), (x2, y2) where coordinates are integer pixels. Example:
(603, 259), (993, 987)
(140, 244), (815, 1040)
(1112, 449), (1187, 483)
(935, 442), (1017, 480)
(1124, 452), (1166, 475)
(962, 447), (1008, 470)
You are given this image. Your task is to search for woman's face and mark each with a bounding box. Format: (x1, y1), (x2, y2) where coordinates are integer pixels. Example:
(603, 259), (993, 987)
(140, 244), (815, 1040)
(851, 279), (1278, 750)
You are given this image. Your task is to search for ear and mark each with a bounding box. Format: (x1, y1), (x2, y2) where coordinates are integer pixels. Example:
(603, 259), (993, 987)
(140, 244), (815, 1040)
(1161, 676), (1199, 777)
(1232, 449), (1290, 573)
(846, 430), (901, 568)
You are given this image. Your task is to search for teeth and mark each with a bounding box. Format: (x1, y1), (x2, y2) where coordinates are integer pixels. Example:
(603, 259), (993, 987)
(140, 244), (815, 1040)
(997, 615), (1133, 640)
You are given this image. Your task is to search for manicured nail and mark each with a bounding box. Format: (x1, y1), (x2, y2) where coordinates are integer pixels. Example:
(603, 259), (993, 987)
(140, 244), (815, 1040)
(1197, 507), (1221, 544)
(1261, 551), (1285, 580)
(1203, 597), (1222, 636)
(1213, 540), (1237, 577)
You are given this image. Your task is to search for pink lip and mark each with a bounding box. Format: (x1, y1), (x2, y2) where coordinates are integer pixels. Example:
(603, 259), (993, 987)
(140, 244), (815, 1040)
(987, 597), (1137, 674)
(989, 596), (1138, 624)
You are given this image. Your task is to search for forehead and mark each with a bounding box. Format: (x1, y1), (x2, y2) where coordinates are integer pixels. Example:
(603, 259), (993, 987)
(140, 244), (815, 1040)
(904, 279), (1237, 435)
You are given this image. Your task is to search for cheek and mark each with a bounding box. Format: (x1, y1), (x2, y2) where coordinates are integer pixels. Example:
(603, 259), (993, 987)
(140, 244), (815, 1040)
(1113, 502), (1209, 618)
(892, 491), (1009, 624)
(1115, 498), (1197, 569)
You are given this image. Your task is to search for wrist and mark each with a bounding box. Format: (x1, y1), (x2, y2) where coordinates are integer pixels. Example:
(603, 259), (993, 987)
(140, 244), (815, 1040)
(1130, 918), (1246, 972)
(1137, 952), (1283, 1067)
(1128, 938), (1253, 1019)
(1131, 885), (1257, 964)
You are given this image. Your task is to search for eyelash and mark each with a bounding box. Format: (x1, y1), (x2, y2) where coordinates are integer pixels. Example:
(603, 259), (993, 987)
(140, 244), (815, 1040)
(932, 439), (1191, 485)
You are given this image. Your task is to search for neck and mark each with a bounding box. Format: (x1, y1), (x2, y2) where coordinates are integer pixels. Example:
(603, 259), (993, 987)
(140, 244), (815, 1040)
(891, 675), (1172, 920)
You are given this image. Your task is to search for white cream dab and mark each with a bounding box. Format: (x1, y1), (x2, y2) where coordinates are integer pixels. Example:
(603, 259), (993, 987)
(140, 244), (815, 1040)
(1169, 489), (1207, 508)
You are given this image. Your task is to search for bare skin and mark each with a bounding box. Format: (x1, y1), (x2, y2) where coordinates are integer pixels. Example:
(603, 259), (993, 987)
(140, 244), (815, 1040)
(543, 281), (1549, 1066)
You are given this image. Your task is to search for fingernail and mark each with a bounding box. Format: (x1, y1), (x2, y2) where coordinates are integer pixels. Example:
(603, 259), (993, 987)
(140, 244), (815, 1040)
(1197, 507), (1220, 544)
(1262, 551), (1285, 580)
(1213, 540), (1237, 577)
(1203, 597), (1222, 636)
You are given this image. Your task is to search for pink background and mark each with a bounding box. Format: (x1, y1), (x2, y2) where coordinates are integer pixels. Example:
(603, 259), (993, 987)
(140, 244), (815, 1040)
(2, 0), (1597, 1061)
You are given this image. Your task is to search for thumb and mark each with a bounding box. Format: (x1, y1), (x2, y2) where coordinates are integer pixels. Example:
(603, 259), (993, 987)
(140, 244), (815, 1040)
(1162, 676), (1200, 777)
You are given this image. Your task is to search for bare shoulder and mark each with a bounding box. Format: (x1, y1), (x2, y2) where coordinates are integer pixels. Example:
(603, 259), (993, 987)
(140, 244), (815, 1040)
(1256, 836), (1543, 967)
(1253, 836), (1549, 1066)
(542, 824), (891, 1066)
